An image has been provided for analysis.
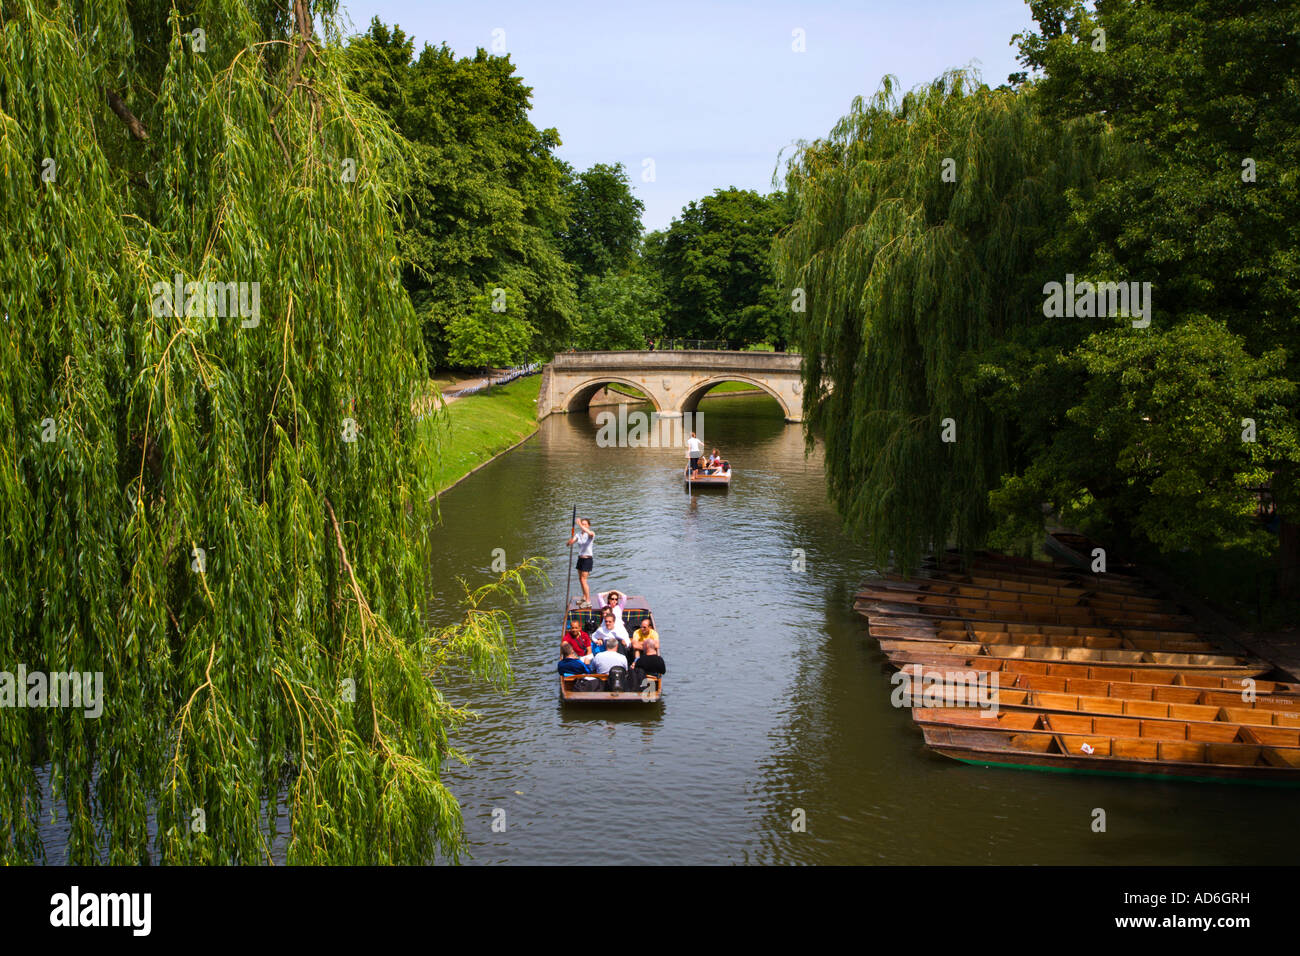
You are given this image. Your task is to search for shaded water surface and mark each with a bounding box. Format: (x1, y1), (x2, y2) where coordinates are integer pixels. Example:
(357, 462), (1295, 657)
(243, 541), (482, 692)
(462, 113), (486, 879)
(427, 395), (1299, 864)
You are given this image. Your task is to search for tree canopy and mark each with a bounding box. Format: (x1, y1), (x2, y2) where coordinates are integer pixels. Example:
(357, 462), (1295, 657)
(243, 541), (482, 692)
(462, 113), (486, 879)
(776, 0), (1300, 573)
(644, 188), (792, 348)
(2, 0), (536, 864)
(344, 18), (578, 369)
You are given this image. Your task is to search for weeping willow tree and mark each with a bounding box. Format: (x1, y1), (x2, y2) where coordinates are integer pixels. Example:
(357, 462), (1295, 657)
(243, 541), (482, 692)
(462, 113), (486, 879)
(1, 0), (538, 864)
(774, 71), (1105, 572)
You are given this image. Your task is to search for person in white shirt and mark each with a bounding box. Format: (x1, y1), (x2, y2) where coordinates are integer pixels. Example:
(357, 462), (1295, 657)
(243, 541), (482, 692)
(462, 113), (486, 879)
(592, 608), (629, 650)
(591, 637), (629, 675)
(686, 432), (703, 475)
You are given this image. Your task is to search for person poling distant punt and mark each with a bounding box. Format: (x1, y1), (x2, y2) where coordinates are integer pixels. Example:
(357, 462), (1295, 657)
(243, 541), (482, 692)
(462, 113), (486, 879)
(568, 517), (596, 607)
(686, 431), (703, 475)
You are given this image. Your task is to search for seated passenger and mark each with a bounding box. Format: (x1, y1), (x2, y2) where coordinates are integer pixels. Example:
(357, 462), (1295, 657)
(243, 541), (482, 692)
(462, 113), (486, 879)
(591, 636), (629, 675)
(631, 637), (665, 683)
(630, 618), (659, 658)
(709, 449), (723, 469)
(557, 644), (591, 676)
(561, 618), (591, 658)
(593, 606), (628, 645)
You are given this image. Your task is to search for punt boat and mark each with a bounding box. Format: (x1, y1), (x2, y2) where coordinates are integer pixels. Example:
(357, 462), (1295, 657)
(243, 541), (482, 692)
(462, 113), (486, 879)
(915, 710), (1300, 784)
(874, 638), (1271, 678)
(685, 459), (731, 487)
(879, 651), (1300, 695)
(558, 594), (663, 705)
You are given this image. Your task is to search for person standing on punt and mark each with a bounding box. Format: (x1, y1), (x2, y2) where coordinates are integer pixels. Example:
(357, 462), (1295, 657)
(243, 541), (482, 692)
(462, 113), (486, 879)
(686, 431), (703, 476)
(568, 517), (596, 608)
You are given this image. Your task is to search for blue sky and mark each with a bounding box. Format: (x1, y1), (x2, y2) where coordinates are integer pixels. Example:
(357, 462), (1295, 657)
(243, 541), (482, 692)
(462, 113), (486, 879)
(337, 1), (1038, 231)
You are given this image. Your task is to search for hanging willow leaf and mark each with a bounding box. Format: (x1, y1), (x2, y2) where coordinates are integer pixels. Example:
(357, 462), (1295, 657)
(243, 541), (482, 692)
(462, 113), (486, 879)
(774, 71), (1103, 572)
(1, 0), (539, 864)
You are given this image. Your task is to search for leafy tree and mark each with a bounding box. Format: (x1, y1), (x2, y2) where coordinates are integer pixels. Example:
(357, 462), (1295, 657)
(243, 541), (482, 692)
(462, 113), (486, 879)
(994, 0), (1300, 561)
(572, 272), (664, 350)
(646, 188), (791, 348)
(1, 0), (537, 864)
(446, 290), (537, 368)
(557, 162), (645, 280)
(774, 73), (1101, 571)
(345, 20), (577, 369)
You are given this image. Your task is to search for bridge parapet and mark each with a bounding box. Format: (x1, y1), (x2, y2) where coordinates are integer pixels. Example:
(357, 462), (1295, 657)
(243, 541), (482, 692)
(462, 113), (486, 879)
(539, 350), (806, 423)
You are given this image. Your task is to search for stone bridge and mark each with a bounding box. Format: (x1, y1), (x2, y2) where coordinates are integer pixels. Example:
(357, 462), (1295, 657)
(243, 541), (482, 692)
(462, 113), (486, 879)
(537, 350), (806, 422)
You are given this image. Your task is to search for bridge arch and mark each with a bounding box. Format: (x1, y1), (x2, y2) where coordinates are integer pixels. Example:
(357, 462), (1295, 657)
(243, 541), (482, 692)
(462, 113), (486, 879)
(679, 375), (792, 420)
(562, 376), (663, 414)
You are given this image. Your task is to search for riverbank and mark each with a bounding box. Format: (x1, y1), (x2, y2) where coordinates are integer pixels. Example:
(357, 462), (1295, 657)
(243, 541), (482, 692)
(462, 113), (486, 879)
(417, 376), (542, 495)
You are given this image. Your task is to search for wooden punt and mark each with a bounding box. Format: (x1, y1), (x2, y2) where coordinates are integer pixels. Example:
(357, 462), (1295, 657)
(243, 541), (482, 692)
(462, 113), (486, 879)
(880, 650), (1300, 695)
(869, 573), (1179, 613)
(854, 588), (1194, 628)
(915, 712), (1300, 785)
(684, 460), (731, 487)
(875, 638), (1271, 677)
(913, 707), (1300, 745)
(919, 723), (1300, 783)
(926, 685), (1300, 726)
(559, 671), (662, 704)
(892, 661), (1300, 706)
(874, 627), (1218, 654)
(559, 595), (663, 705)
(857, 597), (1193, 631)
(927, 550), (1155, 595)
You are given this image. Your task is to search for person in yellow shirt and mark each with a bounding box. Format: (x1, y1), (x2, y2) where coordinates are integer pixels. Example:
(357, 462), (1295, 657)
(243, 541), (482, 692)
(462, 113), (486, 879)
(629, 618), (659, 660)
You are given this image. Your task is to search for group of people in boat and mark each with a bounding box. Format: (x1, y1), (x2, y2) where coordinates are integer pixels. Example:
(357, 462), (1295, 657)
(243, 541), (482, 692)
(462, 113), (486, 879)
(686, 432), (726, 477)
(557, 589), (666, 686)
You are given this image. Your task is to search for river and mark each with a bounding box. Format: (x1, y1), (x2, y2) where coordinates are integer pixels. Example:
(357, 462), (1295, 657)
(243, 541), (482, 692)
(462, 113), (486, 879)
(425, 393), (1300, 865)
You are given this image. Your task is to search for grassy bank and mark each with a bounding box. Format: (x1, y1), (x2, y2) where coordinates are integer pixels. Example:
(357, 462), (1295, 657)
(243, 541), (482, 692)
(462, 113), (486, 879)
(418, 376), (541, 494)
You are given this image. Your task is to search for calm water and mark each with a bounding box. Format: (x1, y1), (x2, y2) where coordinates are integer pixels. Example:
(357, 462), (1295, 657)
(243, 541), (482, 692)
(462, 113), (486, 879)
(426, 394), (1300, 865)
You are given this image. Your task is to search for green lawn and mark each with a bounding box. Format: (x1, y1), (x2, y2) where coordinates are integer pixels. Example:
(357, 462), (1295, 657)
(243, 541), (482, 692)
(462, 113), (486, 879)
(605, 380), (758, 398)
(416, 376), (541, 494)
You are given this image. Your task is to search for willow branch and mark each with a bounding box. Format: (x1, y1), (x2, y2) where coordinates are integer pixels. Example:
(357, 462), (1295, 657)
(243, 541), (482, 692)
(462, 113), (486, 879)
(105, 89), (149, 141)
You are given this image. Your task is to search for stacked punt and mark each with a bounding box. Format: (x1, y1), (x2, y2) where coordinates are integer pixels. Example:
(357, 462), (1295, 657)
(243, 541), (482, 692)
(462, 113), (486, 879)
(857, 544), (1300, 784)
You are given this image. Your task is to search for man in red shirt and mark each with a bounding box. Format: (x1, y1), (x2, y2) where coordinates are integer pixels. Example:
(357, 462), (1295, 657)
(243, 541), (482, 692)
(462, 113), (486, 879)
(561, 618), (591, 658)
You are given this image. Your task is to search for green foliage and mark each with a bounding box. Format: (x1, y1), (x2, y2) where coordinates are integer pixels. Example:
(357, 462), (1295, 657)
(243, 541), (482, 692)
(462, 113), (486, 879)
(446, 290), (536, 369)
(645, 188), (792, 347)
(994, 0), (1300, 548)
(775, 72), (1100, 571)
(345, 19), (577, 369)
(1, 0), (539, 864)
(572, 272), (664, 351)
(989, 318), (1298, 553)
(557, 162), (645, 279)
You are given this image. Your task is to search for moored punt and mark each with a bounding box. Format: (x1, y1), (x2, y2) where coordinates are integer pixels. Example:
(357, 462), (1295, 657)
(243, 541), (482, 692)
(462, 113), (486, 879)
(684, 459), (731, 486)
(932, 686), (1300, 726)
(913, 707), (1300, 746)
(865, 624), (1217, 654)
(854, 588), (1194, 629)
(855, 596), (1192, 631)
(559, 594), (663, 705)
(869, 573), (1181, 613)
(919, 723), (1300, 784)
(927, 549), (1157, 595)
(879, 651), (1300, 695)
(874, 638), (1271, 678)
(892, 661), (1300, 706)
